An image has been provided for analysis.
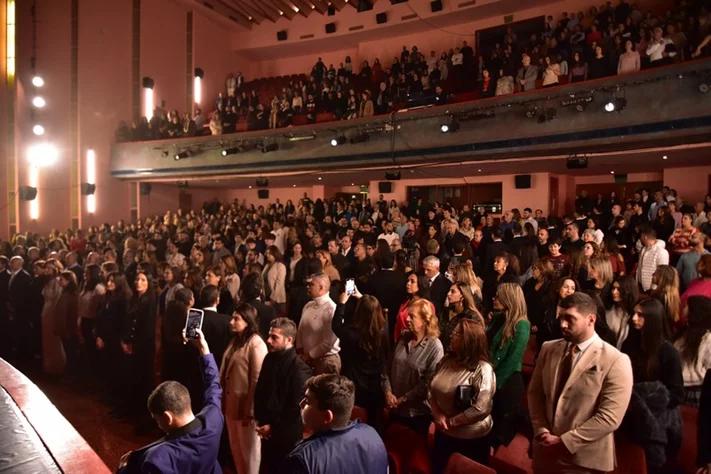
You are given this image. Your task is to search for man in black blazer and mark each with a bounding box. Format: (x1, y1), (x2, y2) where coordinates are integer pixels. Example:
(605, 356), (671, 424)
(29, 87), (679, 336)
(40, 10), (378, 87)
(340, 235), (357, 276)
(241, 272), (276, 340)
(422, 255), (452, 319)
(369, 252), (407, 340)
(8, 256), (33, 360)
(328, 238), (349, 281)
(199, 286), (232, 371)
(484, 227), (510, 272)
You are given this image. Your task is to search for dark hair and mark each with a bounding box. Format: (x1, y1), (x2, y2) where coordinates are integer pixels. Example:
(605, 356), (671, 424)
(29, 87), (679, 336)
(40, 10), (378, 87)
(352, 295), (387, 357)
(677, 296), (711, 365)
(107, 271), (132, 301)
(201, 284), (220, 307)
(82, 264), (101, 293)
(304, 374), (355, 428)
(266, 245), (283, 263)
(148, 381), (191, 416)
(232, 303), (260, 348)
(638, 223), (657, 239)
(241, 271), (264, 301)
(492, 227), (503, 239)
(174, 287), (193, 305)
(447, 319), (489, 370)
(270, 317), (297, 339)
(405, 271), (431, 300)
(379, 251), (395, 269)
(632, 298), (671, 377)
(558, 292), (597, 317)
(59, 271), (79, 294)
(612, 275), (639, 314)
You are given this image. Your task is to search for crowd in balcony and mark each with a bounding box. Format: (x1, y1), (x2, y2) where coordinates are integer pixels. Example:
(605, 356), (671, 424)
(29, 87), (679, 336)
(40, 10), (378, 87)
(115, 0), (711, 143)
(3, 180), (711, 472)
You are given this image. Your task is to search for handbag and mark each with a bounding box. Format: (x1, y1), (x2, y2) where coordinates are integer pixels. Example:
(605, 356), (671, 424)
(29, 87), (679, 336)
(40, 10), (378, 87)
(455, 375), (479, 412)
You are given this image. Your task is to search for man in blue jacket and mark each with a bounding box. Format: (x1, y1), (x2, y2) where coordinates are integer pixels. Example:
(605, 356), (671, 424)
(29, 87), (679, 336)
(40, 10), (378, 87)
(281, 374), (388, 474)
(117, 328), (223, 474)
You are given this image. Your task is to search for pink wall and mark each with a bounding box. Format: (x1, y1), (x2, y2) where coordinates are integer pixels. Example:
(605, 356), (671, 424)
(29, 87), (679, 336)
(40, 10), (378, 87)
(224, 186), (313, 207)
(664, 166), (711, 204)
(193, 12), (236, 112)
(574, 172), (664, 185)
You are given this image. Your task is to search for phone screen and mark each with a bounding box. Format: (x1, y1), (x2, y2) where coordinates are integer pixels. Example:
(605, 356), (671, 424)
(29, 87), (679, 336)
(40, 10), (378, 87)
(346, 279), (355, 296)
(185, 309), (204, 340)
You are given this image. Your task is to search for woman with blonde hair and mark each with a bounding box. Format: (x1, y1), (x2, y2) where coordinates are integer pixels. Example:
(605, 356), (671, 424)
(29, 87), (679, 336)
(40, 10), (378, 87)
(651, 264), (681, 332)
(220, 254), (241, 304)
(383, 298), (444, 435)
(451, 263), (483, 305)
(316, 249), (341, 283)
(585, 256), (614, 307)
(486, 283), (530, 450)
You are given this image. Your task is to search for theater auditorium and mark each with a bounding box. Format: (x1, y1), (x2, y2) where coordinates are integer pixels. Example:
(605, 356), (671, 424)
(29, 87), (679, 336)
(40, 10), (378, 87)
(1, 0), (711, 472)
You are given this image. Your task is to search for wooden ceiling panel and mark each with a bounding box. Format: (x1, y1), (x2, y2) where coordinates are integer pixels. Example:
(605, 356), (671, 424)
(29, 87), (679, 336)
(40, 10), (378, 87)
(330, 0), (347, 10)
(269, 0), (297, 19)
(225, 0), (264, 23)
(247, 0), (280, 22)
(290, 0), (314, 17)
(310, 0), (330, 14)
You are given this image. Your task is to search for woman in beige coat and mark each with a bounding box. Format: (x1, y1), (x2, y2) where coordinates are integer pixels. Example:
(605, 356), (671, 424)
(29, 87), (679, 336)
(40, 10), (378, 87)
(262, 245), (287, 314)
(220, 303), (267, 474)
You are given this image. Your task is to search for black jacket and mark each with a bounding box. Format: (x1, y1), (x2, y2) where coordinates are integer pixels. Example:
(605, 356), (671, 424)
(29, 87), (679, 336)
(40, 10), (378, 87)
(201, 308), (232, 370)
(699, 370), (711, 466)
(245, 297), (276, 340)
(368, 269), (407, 330)
(8, 270), (32, 316)
(484, 240), (510, 271)
(428, 273), (452, 318)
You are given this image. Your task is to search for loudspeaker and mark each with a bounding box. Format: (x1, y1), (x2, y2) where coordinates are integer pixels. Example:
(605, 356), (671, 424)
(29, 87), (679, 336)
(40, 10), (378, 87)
(378, 182), (393, 193)
(277, 30), (287, 41)
(327, 5), (336, 15)
(514, 174), (531, 189)
(385, 171), (401, 180)
(139, 183), (152, 195)
(325, 22), (336, 34)
(80, 183), (96, 195)
(376, 12), (387, 24)
(614, 174), (628, 184)
(142, 76), (154, 89)
(18, 186), (37, 201)
(566, 156), (588, 169)
(257, 189), (269, 199)
(431, 0), (443, 12)
(256, 178), (269, 187)
(357, 0), (373, 12)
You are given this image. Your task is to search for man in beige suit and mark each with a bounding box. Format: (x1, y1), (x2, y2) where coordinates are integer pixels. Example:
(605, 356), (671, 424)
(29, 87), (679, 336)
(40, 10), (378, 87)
(528, 293), (633, 473)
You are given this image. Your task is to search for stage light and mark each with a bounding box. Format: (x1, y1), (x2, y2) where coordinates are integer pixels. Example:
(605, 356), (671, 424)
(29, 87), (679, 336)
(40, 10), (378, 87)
(700, 83), (710, 93)
(32, 75), (44, 87)
(32, 96), (46, 108)
(174, 151), (191, 161)
(86, 149), (96, 213)
(537, 108), (557, 123)
(440, 117), (459, 133)
(221, 147), (240, 156)
(331, 135), (347, 146)
(143, 77), (154, 120)
(605, 98), (627, 113)
(262, 143), (279, 153)
(605, 101), (615, 112)
(27, 143), (58, 167)
(525, 106), (538, 118)
(32, 124), (44, 136)
(194, 76), (202, 105)
(349, 133), (370, 144)
(440, 124), (449, 133)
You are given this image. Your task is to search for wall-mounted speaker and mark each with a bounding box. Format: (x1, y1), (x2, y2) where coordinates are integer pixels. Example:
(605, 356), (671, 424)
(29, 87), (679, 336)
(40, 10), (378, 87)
(614, 174), (628, 184)
(327, 5), (336, 15)
(139, 183), (152, 195)
(18, 186), (37, 201)
(257, 189), (269, 199)
(142, 77), (154, 89)
(80, 183), (96, 195)
(357, 0), (373, 12)
(325, 22), (336, 34)
(514, 174), (531, 189)
(376, 12), (388, 24)
(378, 182), (393, 193)
(566, 156), (588, 169)
(431, 0), (443, 12)
(277, 30), (287, 41)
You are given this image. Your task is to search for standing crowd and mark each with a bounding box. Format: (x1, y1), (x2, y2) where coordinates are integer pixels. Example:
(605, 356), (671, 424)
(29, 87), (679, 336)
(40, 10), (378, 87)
(2, 187), (711, 473)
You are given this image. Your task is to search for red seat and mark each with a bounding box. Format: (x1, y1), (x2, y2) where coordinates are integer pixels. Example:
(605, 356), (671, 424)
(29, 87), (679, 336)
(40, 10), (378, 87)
(676, 404), (698, 474)
(444, 453), (495, 474)
(384, 422), (432, 474)
(611, 434), (647, 474)
(350, 405), (368, 424)
(490, 457), (529, 474)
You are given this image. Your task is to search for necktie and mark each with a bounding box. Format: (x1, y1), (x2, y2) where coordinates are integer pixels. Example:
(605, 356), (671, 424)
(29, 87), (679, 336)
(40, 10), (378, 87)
(554, 344), (578, 413)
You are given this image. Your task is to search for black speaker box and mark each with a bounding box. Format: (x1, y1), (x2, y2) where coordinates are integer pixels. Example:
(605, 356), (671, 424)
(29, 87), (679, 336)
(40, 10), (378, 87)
(378, 182), (393, 193)
(142, 76), (154, 89)
(514, 174), (531, 189)
(277, 30), (287, 41)
(18, 186), (37, 201)
(80, 183), (96, 195)
(566, 156), (588, 169)
(258, 189), (269, 199)
(376, 12), (387, 24)
(139, 183), (152, 195)
(327, 5), (336, 15)
(325, 22), (336, 34)
(431, 0), (443, 12)
(357, 0), (373, 12)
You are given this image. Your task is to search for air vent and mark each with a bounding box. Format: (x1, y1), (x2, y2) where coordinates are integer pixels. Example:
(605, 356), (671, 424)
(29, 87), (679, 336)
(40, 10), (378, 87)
(401, 13), (417, 20)
(349, 25), (364, 31)
(458, 0), (476, 7)
(203, 1), (214, 9)
(300, 33), (315, 39)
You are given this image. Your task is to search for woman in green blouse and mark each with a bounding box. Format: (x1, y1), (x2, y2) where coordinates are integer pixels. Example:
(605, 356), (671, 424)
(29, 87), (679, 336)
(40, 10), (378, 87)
(486, 282), (531, 450)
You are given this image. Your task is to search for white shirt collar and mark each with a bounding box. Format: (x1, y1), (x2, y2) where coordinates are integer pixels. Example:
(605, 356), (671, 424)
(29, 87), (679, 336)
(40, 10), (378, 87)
(312, 293), (332, 305)
(569, 332), (599, 354)
(430, 272), (440, 283)
(203, 306), (217, 312)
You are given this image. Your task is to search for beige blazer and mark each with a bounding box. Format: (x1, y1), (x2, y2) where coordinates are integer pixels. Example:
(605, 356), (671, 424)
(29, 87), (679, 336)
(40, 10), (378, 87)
(528, 336), (633, 473)
(263, 261), (287, 304)
(219, 334), (268, 421)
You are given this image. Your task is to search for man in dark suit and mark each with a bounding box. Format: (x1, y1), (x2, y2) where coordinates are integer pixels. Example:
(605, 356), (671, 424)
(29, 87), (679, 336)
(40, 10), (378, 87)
(508, 222), (525, 258)
(328, 238), (349, 280)
(8, 256), (33, 360)
(340, 235), (357, 276)
(65, 251), (83, 286)
(484, 227), (510, 271)
(199, 285), (232, 370)
(255, 318), (311, 474)
(241, 272), (276, 340)
(368, 252), (407, 340)
(422, 255), (452, 319)
(117, 329), (223, 474)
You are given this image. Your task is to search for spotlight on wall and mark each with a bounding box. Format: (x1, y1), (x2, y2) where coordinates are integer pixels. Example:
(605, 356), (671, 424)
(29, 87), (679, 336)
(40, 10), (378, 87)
(525, 105), (538, 119)
(32, 124), (45, 136)
(27, 143), (59, 167)
(262, 143), (279, 153)
(349, 132), (370, 144)
(440, 117), (459, 133)
(32, 96), (46, 108)
(330, 135), (347, 146)
(143, 77), (155, 119)
(604, 97), (627, 113)
(221, 147), (240, 156)
(32, 76), (44, 87)
(194, 68), (204, 105)
(174, 150), (191, 161)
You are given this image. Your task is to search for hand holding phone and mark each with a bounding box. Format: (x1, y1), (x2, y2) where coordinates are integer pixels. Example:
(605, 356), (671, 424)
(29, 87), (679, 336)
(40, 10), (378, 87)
(346, 278), (355, 296)
(184, 308), (205, 340)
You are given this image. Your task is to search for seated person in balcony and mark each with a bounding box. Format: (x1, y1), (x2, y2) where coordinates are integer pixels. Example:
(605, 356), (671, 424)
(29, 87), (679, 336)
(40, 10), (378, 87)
(182, 113), (197, 138)
(618, 39), (641, 74)
(516, 54), (538, 91)
(346, 96), (358, 120)
(193, 108), (205, 132)
(495, 68), (514, 96)
(306, 94), (317, 124)
(359, 91), (374, 118)
(256, 104), (268, 131)
(408, 74), (424, 99)
(647, 26), (677, 67)
(222, 107), (236, 134)
(479, 69), (495, 98)
(292, 91), (303, 114)
(332, 91), (347, 120)
(209, 112), (222, 136)
(434, 85), (447, 105)
(269, 97), (279, 129)
(542, 55), (561, 88)
(375, 82), (391, 115)
(167, 114), (182, 138)
(246, 106), (258, 132)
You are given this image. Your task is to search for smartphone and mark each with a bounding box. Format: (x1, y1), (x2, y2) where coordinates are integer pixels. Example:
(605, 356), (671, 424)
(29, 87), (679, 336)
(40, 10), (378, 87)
(184, 308), (204, 340)
(346, 278), (355, 296)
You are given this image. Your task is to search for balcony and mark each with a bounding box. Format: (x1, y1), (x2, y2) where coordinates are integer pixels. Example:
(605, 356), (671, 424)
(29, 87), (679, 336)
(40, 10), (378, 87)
(111, 59), (711, 181)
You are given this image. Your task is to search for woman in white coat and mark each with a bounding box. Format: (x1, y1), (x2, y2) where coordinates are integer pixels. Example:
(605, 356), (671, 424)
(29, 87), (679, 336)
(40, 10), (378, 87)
(220, 303), (268, 474)
(262, 245), (287, 314)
